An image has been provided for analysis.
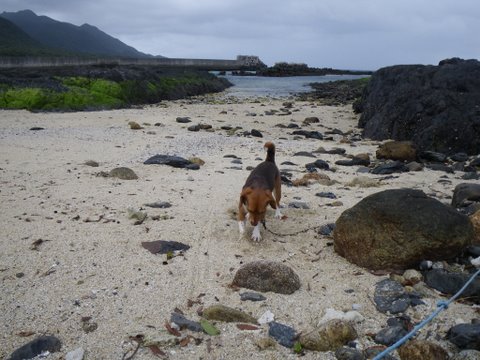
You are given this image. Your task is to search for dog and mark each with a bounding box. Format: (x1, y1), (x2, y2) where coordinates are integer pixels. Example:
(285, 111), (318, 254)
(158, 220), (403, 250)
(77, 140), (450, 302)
(238, 142), (283, 241)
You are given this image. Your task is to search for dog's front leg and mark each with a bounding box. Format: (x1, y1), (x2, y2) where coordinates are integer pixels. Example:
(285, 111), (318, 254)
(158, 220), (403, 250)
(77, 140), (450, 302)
(238, 201), (247, 234)
(251, 224), (262, 242)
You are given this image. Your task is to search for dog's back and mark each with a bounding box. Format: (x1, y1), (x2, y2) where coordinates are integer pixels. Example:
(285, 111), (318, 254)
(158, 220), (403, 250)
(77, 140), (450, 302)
(242, 142), (278, 191)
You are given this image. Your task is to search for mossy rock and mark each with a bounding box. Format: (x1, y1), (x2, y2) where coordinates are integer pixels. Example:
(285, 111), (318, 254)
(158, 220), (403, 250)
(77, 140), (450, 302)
(202, 305), (257, 324)
(109, 167), (138, 180)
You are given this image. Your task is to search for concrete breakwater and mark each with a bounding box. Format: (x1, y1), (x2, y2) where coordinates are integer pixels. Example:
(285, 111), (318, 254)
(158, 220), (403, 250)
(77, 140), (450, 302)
(0, 55), (264, 70)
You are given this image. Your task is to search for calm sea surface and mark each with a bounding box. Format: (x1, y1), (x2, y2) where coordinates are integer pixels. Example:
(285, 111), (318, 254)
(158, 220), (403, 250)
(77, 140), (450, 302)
(216, 73), (369, 98)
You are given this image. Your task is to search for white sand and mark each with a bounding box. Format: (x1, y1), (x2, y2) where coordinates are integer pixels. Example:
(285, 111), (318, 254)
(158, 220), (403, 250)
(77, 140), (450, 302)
(0, 96), (476, 359)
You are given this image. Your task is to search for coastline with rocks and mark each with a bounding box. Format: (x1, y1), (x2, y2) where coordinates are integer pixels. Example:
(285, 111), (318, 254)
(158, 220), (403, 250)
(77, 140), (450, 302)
(1, 86), (479, 359)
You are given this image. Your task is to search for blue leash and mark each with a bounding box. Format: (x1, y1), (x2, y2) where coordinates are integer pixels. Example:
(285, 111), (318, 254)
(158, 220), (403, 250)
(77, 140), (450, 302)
(373, 268), (480, 360)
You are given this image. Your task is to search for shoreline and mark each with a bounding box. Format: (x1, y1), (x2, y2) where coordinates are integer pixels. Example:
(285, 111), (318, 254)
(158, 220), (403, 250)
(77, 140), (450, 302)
(0, 95), (477, 359)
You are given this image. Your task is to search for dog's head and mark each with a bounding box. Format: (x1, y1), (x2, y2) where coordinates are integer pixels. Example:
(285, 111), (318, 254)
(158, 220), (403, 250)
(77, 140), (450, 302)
(240, 187), (276, 226)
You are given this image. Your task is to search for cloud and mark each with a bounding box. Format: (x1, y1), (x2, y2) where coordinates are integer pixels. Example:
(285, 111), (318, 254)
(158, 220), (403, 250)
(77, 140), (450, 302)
(2, 0), (479, 69)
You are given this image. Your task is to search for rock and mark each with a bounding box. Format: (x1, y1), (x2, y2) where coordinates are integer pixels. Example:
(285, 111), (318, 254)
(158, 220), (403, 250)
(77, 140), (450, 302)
(306, 159), (330, 171)
(144, 201), (172, 208)
(170, 312), (203, 332)
(406, 161), (424, 172)
(109, 167), (138, 180)
(425, 163), (453, 173)
(398, 340), (449, 360)
(357, 59), (480, 155)
(268, 321), (297, 348)
(452, 183), (480, 208)
(371, 161), (409, 174)
(9, 335), (62, 360)
(446, 323), (480, 350)
(374, 279), (410, 314)
(251, 129), (263, 137)
(293, 151), (316, 158)
(29, 126), (45, 131)
(202, 305), (257, 324)
(402, 269), (423, 284)
(300, 319), (358, 352)
(187, 124), (200, 132)
(335, 346), (365, 360)
(303, 116), (320, 125)
(232, 260), (301, 294)
(314, 147), (346, 155)
(423, 269), (480, 301)
(316, 192), (337, 199)
(255, 337), (277, 350)
(292, 130), (323, 140)
(144, 154), (198, 170)
(418, 151), (448, 163)
(333, 189), (474, 270)
(376, 141), (417, 162)
(128, 121), (142, 129)
(84, 160), (99, 167)
(453, 350), (480, 360)
(471, 211), (480, 243)
(451, 153), (470, 162)
(66, 347), (85, 360)
(335, 157), (370, 167)
(258, 310), (275, 324)
(375, 325), (408, 346)
(176, 117), (191, 123)
(288, 201), (309, 209)
(141, 240), (190, 254)
(318, 223), (336, 236)
(239, 292), (266, 302)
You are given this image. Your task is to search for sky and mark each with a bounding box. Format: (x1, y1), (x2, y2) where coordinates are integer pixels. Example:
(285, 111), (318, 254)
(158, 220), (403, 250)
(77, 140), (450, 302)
(2, 0), (480, 70)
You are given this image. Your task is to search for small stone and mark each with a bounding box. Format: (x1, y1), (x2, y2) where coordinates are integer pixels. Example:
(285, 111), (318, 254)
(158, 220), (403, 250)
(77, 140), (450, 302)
(255, 337), (277, 350)
(9, 336), (62, 360)
(398, 340), (449, 360)
(176, 117), (191, 123)
(268, 321), (297, 348)
(109, 167), (138, 180)
(375, 326), (407, 346)
(170, 312), (203, 332)
(66, 347), (85, 360)
(258, 310), (275, 324)
(251, 129), (263, 137)
(84, 160), (99, 167)
(144, 201), (172, 209)
(128, 121), (142, 129)
(300, 319), (358, 352)
(240, 292), (266, 302)
(202, 305), (257, 324)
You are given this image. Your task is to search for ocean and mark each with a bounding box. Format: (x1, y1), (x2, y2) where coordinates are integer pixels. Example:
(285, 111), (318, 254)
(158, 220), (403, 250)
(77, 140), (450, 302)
(216, 73), (369, 98)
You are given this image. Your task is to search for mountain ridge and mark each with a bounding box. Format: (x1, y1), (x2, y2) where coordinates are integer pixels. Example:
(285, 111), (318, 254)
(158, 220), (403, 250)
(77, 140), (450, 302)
(0, 9), (161, 58)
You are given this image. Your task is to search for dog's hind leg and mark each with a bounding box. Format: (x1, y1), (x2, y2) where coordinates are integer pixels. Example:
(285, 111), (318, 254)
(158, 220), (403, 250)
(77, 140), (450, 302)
(273, 175), (283, 219)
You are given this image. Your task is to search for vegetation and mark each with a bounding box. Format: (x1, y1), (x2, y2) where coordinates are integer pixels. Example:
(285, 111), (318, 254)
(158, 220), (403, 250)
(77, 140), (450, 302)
(257, 62), (373, 77)
(0, 72), (231, 111)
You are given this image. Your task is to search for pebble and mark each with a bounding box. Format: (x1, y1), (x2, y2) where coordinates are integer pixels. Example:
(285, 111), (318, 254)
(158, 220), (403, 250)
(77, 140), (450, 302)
(66, 347), (85, 360)
(268, 321), (297, 348)
(239, 292), (266, 302)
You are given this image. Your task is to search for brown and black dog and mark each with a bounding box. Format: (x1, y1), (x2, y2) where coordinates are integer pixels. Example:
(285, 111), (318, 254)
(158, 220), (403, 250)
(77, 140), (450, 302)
(238, 142), (283, 241)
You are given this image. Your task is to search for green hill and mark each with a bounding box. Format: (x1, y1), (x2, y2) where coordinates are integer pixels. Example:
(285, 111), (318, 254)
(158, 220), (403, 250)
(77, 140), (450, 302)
(0, 10), (157, 58)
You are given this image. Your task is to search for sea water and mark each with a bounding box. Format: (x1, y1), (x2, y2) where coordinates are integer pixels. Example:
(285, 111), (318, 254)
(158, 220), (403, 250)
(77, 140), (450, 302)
(216, 73), (369, 98)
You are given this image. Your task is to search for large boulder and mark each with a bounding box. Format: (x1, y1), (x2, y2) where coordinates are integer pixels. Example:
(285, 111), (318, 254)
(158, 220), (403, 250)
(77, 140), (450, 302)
(333, 189), (474, 270)
(357, 58), (480, 155)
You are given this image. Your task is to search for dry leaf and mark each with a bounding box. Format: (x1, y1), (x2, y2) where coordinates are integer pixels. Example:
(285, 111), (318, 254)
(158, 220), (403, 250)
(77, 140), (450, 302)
(236, 324), (259, 331)
(148, 345), (166, 357)
(164, 322), (181, 337)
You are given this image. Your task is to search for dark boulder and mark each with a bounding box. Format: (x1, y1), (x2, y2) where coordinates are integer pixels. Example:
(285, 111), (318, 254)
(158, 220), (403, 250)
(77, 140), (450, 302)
(447, 323), (480, 350)
(452, 183), (480, 208)
(357, 58), (480, 155)
(333, 189), (474, 270)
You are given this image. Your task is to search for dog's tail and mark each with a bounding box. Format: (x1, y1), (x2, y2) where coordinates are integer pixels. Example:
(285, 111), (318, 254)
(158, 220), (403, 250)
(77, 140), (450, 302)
(264, 142), (275, 162)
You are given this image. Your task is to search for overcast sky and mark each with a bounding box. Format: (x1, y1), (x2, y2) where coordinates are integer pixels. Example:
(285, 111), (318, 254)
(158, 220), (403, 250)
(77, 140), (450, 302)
(2, 0), (479, 70)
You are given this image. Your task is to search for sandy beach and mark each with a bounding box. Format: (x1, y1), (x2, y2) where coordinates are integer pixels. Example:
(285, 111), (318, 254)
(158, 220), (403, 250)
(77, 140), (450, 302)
(0, 94), (477, 359)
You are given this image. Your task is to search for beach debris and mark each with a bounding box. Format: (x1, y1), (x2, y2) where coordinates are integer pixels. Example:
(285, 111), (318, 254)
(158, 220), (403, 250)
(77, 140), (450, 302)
(200, 319), (220, 336)
(292, 172), (333, 187)
(232, 260), (301, 295)
(237, 324), (259, 331)
(202, 305), (257, 324)
(170, 313), (203, 332)
(30, 238), (49, 250)
(144, 154), (200, 170)
(127, 208), (147, 225)
(345, 176), (380, 188)
(29, 127), (45, 131)
(8, 335), (61, 360)
(84, 160), (99, 167)
(318, 308), (364, 325)
(268, 321), (297, 348)
(144, 201), (172, 209)
(398, 340), (449, 360)
(141, 240), (190, 255)
(65, 347), (85, 360)
(300, 319), (358, 352)
(109, 167), (138, 180)
(81, 317), (98, 333)
(239, 292), (266, 302)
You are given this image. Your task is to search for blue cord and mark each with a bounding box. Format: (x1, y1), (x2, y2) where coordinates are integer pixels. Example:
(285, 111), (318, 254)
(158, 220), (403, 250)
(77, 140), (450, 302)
(372, 268), (480, 360)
